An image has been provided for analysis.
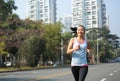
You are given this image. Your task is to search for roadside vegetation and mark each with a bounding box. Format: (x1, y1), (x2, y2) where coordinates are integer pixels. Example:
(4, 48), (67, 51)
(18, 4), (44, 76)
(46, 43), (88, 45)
(0, 0), (120, 72)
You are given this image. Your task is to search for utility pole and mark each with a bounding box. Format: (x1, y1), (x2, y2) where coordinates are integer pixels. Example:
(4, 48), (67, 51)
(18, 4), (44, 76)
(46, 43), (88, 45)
(97, 0), (99, 64)
(61, 38), (64, 66)
(96, 30), (99, 64)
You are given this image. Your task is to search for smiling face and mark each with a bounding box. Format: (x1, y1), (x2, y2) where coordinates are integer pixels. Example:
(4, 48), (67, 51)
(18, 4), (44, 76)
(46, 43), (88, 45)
(77, 26), (85, 37)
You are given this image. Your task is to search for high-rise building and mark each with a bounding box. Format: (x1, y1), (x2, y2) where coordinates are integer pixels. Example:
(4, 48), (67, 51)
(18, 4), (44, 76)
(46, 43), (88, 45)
(27, 0), (56, 23)
(71, 0), (107, 29)
(62, 14), (72, 32)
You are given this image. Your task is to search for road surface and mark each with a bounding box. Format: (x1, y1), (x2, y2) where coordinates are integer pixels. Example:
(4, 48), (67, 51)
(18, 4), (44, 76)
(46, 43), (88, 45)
(0, 63), (120, 81)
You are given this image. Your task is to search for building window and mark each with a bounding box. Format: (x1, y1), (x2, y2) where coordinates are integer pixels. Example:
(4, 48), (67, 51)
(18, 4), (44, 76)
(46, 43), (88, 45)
(31, 10), (34, 14)
(92, 16), (96, 19)
(86, 7), (90, 10)
(92, 1), (95, 5)
(45, 14), (48, 17)
(30, 15), (34, 18)
(92, 6), (96, 10)
(87, 12), (91, 15)
(40, 2), (43, 4)
(73, 8), (76, 12)
(31, 6), (34, 9)
(76, 2), (81, 6)
(40, 14), (43, 17)
(45, 9), (48, 12)
(40, 10), (43, 13)
(93, 21), (96, 24)
(92, 11), (96, 15)
(45, 18), (48, 22)
(86, 2), (90, 6)
(30, 0), (35, 4)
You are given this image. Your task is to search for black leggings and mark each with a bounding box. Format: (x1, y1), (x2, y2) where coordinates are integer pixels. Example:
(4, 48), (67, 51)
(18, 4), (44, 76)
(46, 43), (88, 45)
(71, 66), (88, 81)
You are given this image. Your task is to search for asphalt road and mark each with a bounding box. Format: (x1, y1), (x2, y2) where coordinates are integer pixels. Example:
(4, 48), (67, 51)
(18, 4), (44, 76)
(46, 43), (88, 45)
(0, 63), (120, 81)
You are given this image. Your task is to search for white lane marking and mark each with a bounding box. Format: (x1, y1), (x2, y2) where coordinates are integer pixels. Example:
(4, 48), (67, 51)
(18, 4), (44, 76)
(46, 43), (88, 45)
(114, 70), (117, 72)
(109, 73), (113, 76)
(100, 78), (107, 81)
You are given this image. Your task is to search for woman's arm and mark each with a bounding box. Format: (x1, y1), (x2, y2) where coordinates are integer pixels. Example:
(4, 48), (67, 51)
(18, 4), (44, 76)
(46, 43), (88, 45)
(66, 38), (74, 54)
(67, 38), (80, 54)
(87, 41), (94, 64)
(87, 41), (91, 56)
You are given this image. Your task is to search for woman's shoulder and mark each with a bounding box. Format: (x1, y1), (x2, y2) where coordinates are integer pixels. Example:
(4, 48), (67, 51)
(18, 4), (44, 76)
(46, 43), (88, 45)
(69, 37), (76, 44)
(70, 37), (76, 41)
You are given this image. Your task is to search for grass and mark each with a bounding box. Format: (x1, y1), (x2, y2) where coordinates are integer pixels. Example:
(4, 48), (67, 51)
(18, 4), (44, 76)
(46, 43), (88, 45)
(0, 64), (71, 73)
(0, 66), (55, 73)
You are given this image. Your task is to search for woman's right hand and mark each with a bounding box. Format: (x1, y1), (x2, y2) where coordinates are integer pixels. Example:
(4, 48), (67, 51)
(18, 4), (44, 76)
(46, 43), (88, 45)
(73, 45), (80, 51)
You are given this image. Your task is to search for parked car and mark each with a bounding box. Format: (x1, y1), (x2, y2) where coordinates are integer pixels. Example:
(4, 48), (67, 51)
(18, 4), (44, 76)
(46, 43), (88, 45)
(47, 61), (53, 65)
(4, 62), (12, 66)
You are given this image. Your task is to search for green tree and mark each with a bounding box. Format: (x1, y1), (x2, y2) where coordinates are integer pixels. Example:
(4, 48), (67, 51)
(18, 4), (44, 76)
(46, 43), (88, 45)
(19, 36), (45, 67)
(0, 41), (9, 66)
(0, 14), (20, 29)
(86, 27), (120, 62)
(0, 0), (17, 21)
(16, 22), (45, 67)
(0, 42), (9, 55)
(61, 32), (72, 64)
(44, 23), (62, 63)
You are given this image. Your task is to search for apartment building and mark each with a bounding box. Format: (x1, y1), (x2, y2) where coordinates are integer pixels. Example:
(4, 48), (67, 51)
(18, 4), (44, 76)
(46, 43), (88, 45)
(27, 0), (56, 23)
(71, 0), (107, 28)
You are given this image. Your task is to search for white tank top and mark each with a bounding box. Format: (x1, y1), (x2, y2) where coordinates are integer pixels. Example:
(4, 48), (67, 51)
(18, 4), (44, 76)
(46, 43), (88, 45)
(71, 38), (88, 66)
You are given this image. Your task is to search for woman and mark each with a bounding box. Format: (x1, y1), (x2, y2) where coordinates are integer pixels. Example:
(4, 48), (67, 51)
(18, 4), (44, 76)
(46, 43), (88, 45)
(67, 25), (92, 81)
